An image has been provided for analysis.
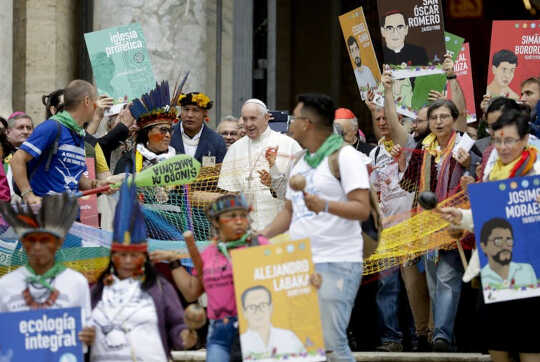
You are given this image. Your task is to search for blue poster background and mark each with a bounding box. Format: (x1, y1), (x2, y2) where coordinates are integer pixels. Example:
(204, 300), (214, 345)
(0, 307), (83, 362)
(468, 175), (540, 303)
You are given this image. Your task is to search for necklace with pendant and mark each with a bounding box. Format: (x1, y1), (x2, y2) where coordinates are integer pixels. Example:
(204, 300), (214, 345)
(23, 288), (59, 309)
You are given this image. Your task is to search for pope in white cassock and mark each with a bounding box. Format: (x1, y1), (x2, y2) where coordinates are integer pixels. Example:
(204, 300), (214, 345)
(218, 99), (301, 231)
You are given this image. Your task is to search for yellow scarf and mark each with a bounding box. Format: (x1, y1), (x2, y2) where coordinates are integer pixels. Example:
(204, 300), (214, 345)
(421, 132), (455, 164)
(381, 137), (395, 154)
(135, 151), (143, 173)
(489, 147), (537, 181)
(489, 157), (521, 181)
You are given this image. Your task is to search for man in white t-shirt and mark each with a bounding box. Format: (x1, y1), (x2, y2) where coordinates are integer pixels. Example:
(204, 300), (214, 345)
(262, 93), (370, 362)
(218, 99), (301, 231)
(0, 194), (94, 348)
(240, 285), (305, 358)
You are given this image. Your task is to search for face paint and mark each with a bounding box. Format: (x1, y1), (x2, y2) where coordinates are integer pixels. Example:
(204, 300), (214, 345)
(148, 132), (165, 143)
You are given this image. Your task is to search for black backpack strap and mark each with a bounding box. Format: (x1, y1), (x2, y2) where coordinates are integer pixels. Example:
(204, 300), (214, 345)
(373, 145), (381, 166)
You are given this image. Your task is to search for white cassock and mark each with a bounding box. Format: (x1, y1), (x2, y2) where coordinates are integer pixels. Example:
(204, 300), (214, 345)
(218, 126), (301, 230)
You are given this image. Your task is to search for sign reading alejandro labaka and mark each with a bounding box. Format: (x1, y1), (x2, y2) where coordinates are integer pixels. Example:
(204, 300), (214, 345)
(468, 176), (540, 304)
(0, 307), (83, 361)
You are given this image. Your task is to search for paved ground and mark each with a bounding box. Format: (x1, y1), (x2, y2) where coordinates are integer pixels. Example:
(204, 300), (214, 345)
(171, 351), (492, 361)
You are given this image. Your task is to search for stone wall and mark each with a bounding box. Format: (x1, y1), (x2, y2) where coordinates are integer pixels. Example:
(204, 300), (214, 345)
(0, 0), (13, 118)
(93, 0), (234, 126)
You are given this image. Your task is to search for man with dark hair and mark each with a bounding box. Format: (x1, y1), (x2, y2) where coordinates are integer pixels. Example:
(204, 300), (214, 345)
(520, 77), (540, 137)
(487, 49), (519, 99)
(5, 112), (33, 151)
(240, 285), (305, 358)
(11, 79), (111, 205)
(479, 218), (536, 288)
(347, 36), (377, 90)
(263, 93), (371, 361)
(380, 11), (428, 66)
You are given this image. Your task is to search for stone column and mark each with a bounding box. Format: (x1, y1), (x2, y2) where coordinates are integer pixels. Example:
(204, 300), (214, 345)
(0, 0), (13, 118)
(94, 0), (216, 117)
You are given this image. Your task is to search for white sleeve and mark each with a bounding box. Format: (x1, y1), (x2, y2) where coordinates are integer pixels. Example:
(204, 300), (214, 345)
(218, 146), (241, 192)
(339, 146), (370, 194)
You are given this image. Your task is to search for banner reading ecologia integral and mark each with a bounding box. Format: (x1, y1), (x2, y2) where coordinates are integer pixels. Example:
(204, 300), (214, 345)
(232, 239), (326, 362)
(0, 307), (83, 361)
(487, 20), (540, 100)
(339, 6), (381, 100)
(377, 0), (446, 78)
(85, 23), (156, 101)
(468, 175), (540, 304)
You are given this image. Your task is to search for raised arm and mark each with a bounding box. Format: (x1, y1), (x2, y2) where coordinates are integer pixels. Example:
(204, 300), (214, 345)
(444, 54), (467, 132)
(382, 66), (408, 147)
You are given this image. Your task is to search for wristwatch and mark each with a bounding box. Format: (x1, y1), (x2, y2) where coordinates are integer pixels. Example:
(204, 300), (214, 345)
(169, 259), (183, 271)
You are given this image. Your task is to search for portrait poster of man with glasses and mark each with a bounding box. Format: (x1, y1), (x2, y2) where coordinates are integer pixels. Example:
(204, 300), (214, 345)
(377, 0), (446, 78)
(231, 239), (326, 361)
(468, 176), (540, 304)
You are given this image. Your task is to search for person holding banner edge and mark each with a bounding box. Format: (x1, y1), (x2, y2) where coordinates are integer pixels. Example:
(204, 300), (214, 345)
(0, 193), (95, 348)
(90, 177), (195, 362)
(437, 109), (540, 362)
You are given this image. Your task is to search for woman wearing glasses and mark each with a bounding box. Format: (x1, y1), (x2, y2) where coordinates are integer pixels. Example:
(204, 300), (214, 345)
(437, 109), (540, 362)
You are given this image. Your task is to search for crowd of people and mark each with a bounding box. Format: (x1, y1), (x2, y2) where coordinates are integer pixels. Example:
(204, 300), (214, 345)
(0, 54), (538, 362)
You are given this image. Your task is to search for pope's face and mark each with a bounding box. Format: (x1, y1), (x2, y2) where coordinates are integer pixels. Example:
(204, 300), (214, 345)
(381, 13), (408, 51)
(241, 103), (269, 140)
(492, 62), (516, 88)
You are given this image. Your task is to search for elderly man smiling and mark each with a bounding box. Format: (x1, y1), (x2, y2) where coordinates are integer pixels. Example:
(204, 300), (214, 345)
(218, 99), (301, 230)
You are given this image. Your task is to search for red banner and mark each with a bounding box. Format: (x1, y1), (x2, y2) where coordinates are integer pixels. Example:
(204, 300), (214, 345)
(79, 158), (99, 227)
(487, 20), (540, 100)
(448, 42), (477, 123)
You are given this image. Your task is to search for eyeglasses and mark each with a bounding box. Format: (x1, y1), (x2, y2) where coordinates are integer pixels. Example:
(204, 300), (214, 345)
(153, 126), (172, 135)
(412, 118), (427, 124)
(289, 116), (309, 123)
(492, 137), (521, 146)
(220, 131), (238, 137)
(244, 302), (270, 313)
(429, 113), (452, 122)
(488, 237), (513, 247)
(384, 25), (406, 32)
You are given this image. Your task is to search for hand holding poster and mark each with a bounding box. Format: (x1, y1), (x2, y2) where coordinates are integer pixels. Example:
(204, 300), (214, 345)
(339, 7), (381, 100)
(231, 239), (325, 361)
(468, 176), (540, 304)
(377, 0), (446, 78)
(487, 20), (540, 100)
(85, 23), (156, 101)
(447, 43), (477, 123)
(0, 307), (83, 361)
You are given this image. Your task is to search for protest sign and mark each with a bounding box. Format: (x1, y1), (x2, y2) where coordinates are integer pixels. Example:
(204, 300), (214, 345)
(468, 175), (540, 304)
(411, 32), (464, 110)
(0, 307), (83, 361)
(448, 42), (477, 123)
(79, 158), (99, 228)
(85, 23), (155, 101)
(134, 154), (201, 188)
(377, 0), (446, 78)
(487, 20), (540, 100)
(231, 239), (325, 361)
(339, 6), (381, 99)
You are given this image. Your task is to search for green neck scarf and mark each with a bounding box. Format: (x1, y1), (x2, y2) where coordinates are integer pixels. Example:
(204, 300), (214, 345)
(25, 262), (66, 291)
(304, 134), (343, 168)
(217, 233), (250, 260)
(51, 111), (85, 137)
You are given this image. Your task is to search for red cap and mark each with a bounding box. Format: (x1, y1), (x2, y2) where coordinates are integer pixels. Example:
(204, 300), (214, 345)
(335, 108), (356, 120)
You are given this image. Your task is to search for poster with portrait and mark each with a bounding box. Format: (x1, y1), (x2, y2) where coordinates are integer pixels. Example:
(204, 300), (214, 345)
(411, 32), (464, 110)
(84, 23), (156, 102)
(377, 0), (446, 79)
(231, 239), (326, 361)
(487, 20), (540, 100)
(0, 307), (83, 361)
(339, 6), (381, 100)
(447, 42), (477, 123)
(468, 175), (540, 304)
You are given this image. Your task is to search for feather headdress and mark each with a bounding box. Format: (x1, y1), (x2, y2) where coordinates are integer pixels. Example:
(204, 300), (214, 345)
(111, 175), (147, 252)
(0, 193), (79, 241)
(129, 80), (178, 129)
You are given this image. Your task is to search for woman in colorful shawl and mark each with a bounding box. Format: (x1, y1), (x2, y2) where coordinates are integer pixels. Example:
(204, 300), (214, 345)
(401, 99), (470, 352)
(436, 110), (540, 362)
